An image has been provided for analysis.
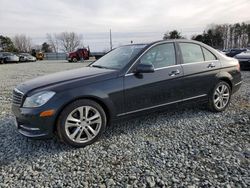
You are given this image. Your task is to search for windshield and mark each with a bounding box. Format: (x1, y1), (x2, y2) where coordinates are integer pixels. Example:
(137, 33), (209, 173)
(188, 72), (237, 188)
(91, 45), (146, 70)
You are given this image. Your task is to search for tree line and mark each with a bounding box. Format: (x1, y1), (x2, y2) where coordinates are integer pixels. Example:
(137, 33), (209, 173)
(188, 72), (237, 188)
(1, 22), (249, 53)
(163, 22), (250, 49)
(0, 32), (84, 53)
(192, 23), (250, 49)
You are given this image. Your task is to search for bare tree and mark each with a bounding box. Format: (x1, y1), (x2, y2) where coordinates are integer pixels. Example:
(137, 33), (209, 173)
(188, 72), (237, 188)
(46, 32), (83, 53)
(192, 22), (250, 49)
(56, 32), (83, 52)
(13, 34), (32, 52)
(46, 33), (59, 53)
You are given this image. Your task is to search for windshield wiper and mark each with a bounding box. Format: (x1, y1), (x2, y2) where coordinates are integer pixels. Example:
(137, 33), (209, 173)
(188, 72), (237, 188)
(91, 65), (109, 69)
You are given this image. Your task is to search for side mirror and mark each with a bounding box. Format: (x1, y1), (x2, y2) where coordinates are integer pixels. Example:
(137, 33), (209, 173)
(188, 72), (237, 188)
(135, 63), (155, 74)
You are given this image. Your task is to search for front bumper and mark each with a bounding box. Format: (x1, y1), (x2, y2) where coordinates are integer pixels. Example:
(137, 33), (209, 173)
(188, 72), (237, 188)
(12, 105), (56, 139)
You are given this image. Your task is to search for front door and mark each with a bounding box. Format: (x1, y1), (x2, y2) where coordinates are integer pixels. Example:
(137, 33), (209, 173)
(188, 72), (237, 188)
(122, 42), (184, 115)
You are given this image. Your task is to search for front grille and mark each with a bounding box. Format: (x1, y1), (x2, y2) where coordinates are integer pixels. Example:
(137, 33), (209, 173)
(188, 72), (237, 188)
(12, 89), (24, 106)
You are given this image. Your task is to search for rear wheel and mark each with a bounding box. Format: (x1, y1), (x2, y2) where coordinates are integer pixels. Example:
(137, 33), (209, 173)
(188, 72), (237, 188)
(57, 99), (107, 147)
(208, 81), (231, 112)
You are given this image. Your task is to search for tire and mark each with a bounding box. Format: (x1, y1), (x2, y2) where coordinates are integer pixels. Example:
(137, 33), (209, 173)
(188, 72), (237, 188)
(208, 81), (231, 112)
(56, 99), (107, 147)
(19, 57), (24, 62)
(72, 57), (78, 62)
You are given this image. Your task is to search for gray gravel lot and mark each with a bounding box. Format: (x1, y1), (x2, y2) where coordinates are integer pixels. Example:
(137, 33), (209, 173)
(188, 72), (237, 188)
(0, 61), (249, 187)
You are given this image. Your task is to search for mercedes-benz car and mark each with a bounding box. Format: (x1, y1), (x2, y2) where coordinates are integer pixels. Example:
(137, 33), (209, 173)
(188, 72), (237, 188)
(12, 40), (242, 147)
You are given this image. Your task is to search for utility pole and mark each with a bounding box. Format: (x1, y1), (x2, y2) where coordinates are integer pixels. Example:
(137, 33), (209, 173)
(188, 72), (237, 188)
(109, 29), (113, 50)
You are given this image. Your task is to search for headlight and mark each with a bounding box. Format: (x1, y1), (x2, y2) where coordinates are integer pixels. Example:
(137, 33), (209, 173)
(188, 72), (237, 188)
(23, 91), (55, 108)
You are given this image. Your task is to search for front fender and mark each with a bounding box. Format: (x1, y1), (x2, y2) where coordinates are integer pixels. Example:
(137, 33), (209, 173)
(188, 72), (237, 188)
(54, 87), (116, 119)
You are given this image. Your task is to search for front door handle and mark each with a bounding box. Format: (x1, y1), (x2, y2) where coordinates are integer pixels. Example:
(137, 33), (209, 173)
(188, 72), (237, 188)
(169, 69), (180, 76)
(207, 63), (216, 68)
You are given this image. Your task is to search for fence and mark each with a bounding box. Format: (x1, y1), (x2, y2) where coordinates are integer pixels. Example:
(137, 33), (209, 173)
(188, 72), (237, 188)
(43, 53), (67, 60)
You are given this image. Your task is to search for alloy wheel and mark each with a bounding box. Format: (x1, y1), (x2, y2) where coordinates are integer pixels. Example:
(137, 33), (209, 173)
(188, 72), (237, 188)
(65, 106), (102, 143)
(213, 83), (230, 110)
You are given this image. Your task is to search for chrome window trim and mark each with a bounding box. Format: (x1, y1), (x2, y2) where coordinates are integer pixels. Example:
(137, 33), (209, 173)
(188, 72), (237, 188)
(125, 41), (176, 75)
(125, 64), (181, 77)
(181, 60), (219, 66)
(125, 60), (220, 77)
(117, 94), (207, 116)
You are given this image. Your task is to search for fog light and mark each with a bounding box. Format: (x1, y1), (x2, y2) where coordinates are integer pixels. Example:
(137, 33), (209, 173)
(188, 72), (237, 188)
(40, 109), (55, 117)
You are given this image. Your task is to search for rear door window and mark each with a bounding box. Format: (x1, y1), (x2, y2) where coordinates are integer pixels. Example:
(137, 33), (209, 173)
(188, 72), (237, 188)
(179, 43), (204, 64)
(202, 47), (217, 61)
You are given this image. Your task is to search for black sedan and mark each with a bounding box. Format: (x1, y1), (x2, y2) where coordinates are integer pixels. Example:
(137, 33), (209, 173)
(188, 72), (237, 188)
(234, 50), (250, 70)
(225, 48), (247, 57)
(12, 40), (242, 147)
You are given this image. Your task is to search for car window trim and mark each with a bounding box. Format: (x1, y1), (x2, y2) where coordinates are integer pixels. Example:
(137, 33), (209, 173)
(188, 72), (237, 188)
(180, 59), (220, 66)
(201, 47), (217, 61)
(125, 41), (177, 75)
(125, 64), (181, 77)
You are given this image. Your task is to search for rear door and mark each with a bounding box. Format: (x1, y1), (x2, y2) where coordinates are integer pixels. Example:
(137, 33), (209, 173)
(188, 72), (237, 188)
(178, 42), (220, 99)
(122, 42), (184, 114)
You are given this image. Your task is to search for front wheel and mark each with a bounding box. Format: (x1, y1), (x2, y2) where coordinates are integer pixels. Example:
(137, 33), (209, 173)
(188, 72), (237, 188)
(72, 57), (78, 62)
(208, 81), (231, 112)
(57, 99), (107, 147)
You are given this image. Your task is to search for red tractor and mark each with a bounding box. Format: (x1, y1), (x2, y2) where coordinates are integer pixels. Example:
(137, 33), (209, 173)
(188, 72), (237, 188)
(67, 48), (90, 62)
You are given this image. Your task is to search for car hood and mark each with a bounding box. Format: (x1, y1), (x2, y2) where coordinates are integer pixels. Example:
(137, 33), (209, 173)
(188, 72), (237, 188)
(17, 67), (118, 94)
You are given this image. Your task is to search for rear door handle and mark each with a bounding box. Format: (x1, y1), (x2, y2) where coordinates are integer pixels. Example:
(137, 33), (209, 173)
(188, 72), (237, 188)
(169, 69), (180, 76)
(207, 63), (216, 68)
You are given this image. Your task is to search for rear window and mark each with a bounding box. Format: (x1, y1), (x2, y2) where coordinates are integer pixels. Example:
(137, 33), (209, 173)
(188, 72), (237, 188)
(179, 43), (204, 64)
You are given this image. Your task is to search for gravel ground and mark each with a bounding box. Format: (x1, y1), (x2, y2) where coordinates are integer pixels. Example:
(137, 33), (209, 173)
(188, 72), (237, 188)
(0, 61), (249, 188)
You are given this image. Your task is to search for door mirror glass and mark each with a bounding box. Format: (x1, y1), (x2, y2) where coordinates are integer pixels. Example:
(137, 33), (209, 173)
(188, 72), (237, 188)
(135, 63), (155, 73)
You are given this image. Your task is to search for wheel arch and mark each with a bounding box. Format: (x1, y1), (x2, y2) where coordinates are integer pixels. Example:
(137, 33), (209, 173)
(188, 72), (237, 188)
(216, 71), (233, 90)
(53, 96), (112, 132)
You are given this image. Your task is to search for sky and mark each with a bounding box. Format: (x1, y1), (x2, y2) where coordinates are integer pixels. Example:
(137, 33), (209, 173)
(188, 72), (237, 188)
(0, 0), (250, 51)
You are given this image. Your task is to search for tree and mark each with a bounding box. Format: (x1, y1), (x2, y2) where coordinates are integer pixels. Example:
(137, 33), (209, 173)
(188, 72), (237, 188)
(13, 34), (32, 52)
(0, 35), (17, 52)
(47, 32), (83, 53)
(56, 32), (83, 52)
(163, 30), (183, 40)
(192, 22), (250, 49)
(46, 33), (59, 53)
(191, 34), (204, 42)
(41, 42), (52, 53)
